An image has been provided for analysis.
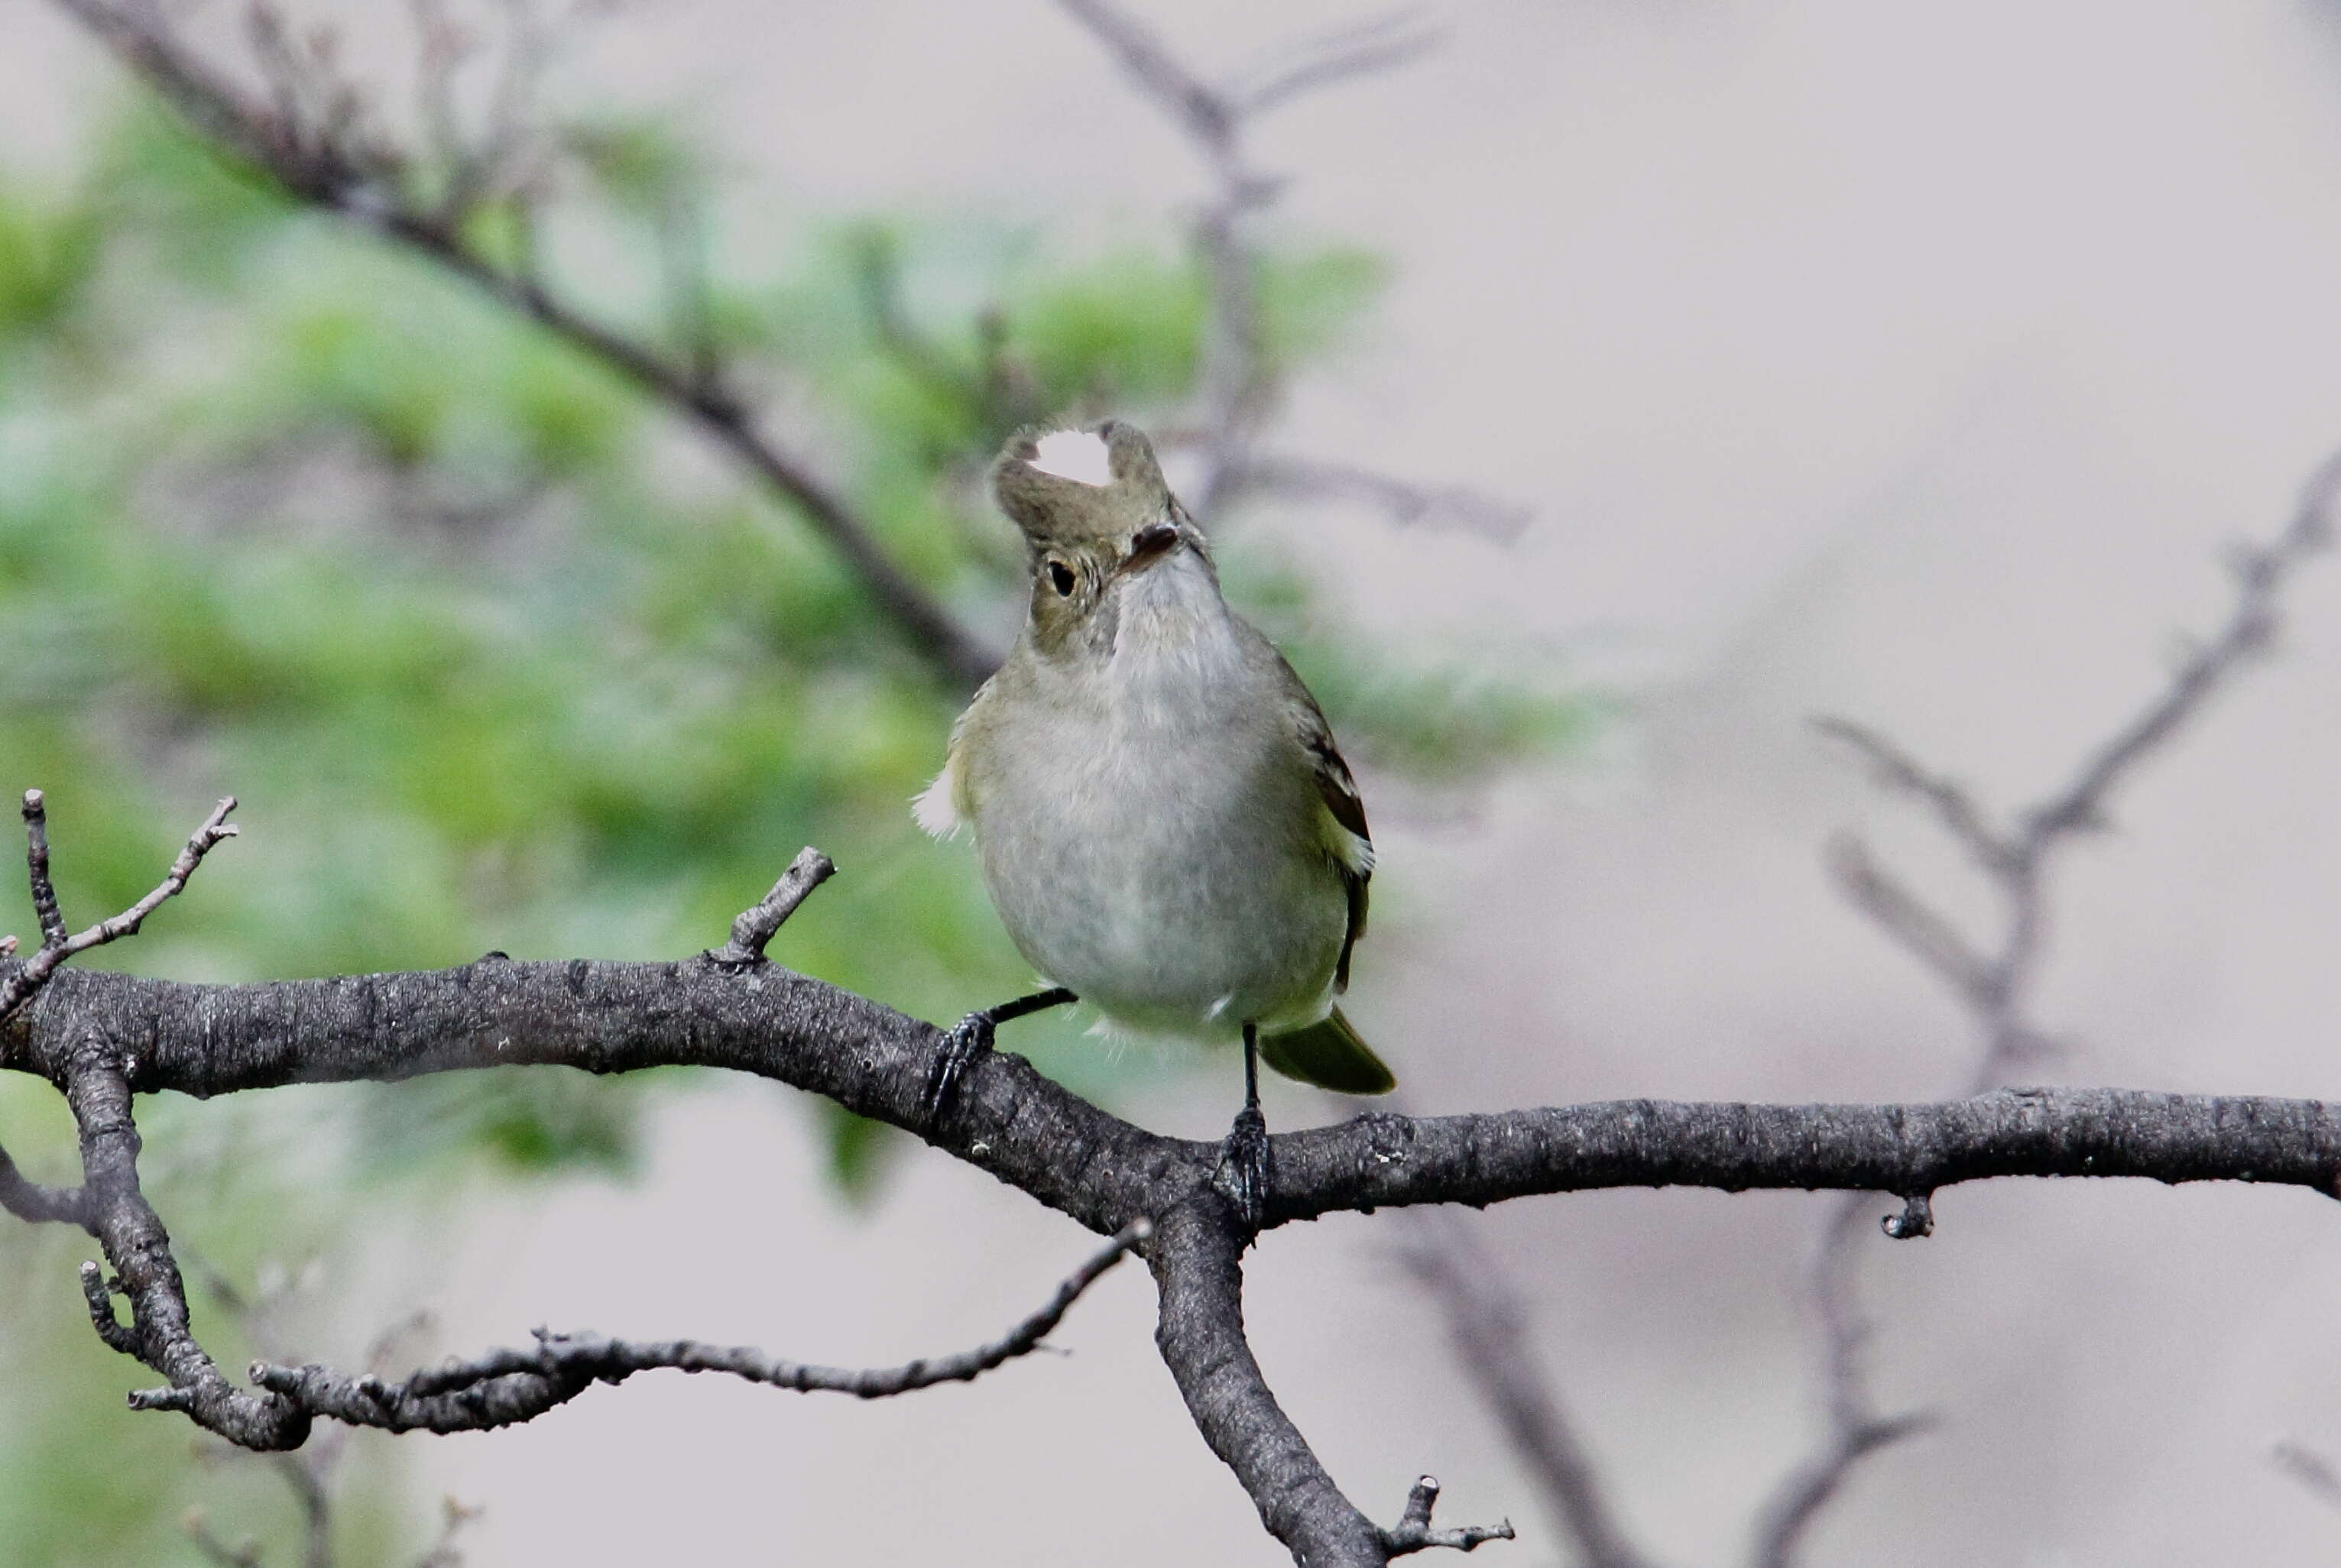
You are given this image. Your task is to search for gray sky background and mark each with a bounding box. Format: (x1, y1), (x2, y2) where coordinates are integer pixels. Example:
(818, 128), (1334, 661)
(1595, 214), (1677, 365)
(8, 1), (2341, 1563)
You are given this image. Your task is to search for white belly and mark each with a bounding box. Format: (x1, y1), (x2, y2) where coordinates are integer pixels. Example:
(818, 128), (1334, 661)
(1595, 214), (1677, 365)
(965, 607), (1346, 1041)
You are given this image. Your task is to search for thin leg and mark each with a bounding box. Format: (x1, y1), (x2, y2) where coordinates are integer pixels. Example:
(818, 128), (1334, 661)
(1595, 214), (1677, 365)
(1214, 1022), (1273, 1229)
(926, 987), (1075, 1122)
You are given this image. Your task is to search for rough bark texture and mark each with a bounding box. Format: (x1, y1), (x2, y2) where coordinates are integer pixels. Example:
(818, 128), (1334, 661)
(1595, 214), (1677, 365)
(15, 961), (2339, 1233)
(1149, 1200), (1391, 1565)
(8, 953), (2339, 1566)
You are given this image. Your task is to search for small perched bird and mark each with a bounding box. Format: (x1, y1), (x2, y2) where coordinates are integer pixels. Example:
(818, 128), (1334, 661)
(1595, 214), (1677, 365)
(916, 418), (1393, 1222)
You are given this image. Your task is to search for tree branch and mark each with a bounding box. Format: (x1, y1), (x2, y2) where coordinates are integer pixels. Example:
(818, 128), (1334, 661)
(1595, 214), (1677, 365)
(8, 876), (2341, 1560)
(0, 1138), (92, 1228)
(0, 789), (238, 1024)
(1399, 1212), (1654, 1568)
(1148, 1200), (1394, 1566)
(1231, 10), (1440, 121)
(1232, 452), (1534, 543)
(1747, 1401), (1933, 1568)
(0, 786), (235, 1232)
(1817, 442), (2341, 1073)
(2019, 451), (2338, 854)
(47, 0), (1000, 688)
(1810, 718), (2014, 877)
(1274, 1091), (2341, 1219)
(1822, 832), (1999, 1010)
(1744, 1193), (1936, 1568)
(708, 846), (835, 965)
(1057, 1), (1453, 526)
(185, 1258), (441, 1568)
(2273, 1439), (2341, 1515)
(1770, 443), (2341, 1563)
(1056, 0), (1273, 519)
(66, 1037), (312, 1448)
(1150, 1200), (1512, 1566)
(1380, 1476), (1515, 1559)
(11, 952), (2341, 1224)
(248, 1219), (1149, 1434)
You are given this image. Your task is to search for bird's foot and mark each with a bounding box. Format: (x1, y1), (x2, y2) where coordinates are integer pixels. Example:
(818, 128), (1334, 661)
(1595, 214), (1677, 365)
(925, 1010), (997, 1122)
(1213, 1104), (1273, 1230)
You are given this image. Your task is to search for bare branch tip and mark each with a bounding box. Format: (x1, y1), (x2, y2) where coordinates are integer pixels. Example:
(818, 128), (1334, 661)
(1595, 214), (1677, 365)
(129, 1384), (197, 1413)
(1881, 1192), (1934, 1239)
(712, 846), (837, 964)
(1382, 1473), (1515, 1557)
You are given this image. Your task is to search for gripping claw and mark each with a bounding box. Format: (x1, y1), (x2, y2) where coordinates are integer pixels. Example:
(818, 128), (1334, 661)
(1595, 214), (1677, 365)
(1214, 1103), (1273, 1229)
(926, 1010), (997, 1121)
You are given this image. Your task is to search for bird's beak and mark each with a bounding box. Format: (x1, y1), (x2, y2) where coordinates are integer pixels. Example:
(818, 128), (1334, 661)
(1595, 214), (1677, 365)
(1123, 521), (1181, 571)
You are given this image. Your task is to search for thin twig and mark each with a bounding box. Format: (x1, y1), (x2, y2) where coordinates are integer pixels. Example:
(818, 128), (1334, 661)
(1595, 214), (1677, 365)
(1398, 1210), (1654, 1568)
(187, 1259), (434, 1568)
(1746, 1193), (1937, 1568)
(70, 1039), (313, 1449)
(1230, 9), (1441, 120)
(1379, 1476), (1514, 1558)
(1056, 0), (1438, 523)
(709, 847), (835, 964)
(250, 1220), (1150, 1433)
(0, 1139), (92, 1228)
(2273, 1439), (2341, 1515)
(2019, 458), (2338, 851)
(1057, 6), (1519, 555)
(1230, 452), (1534, 543)
(24, 789), (67, 948)
(1810, 718), (2013, 878)
(1816, 444), (2341, 1061)
(1055, 0), (1264, 518)
(1822, 834), (1996, 1010)
(0, 791), (238, 1025)
(1057, 0), (1236, 162)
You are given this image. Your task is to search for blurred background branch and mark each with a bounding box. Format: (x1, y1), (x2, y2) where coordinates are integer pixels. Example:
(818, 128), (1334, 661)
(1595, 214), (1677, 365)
(1753, 445), (2341, 1565)
(52, 0), (1004, 687)
(1396, 449), (2341, 1568)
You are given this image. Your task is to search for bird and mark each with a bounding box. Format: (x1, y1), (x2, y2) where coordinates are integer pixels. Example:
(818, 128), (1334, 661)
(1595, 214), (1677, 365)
(915, 417), (1393, 1224)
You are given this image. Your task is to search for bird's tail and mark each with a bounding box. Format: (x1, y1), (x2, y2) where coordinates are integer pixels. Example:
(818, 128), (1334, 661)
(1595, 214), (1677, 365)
(1260, 1007), (1395, 1095)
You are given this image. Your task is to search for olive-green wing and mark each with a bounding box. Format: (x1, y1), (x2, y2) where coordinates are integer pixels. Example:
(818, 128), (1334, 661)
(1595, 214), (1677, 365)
(1282, 666), (1372, 991)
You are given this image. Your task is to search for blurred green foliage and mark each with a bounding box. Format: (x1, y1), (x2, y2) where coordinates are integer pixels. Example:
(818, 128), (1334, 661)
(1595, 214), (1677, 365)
(0, 79), (1587, 1567)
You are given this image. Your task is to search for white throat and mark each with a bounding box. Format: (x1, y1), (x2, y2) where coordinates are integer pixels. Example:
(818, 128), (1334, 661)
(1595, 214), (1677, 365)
(1114, 549), (1229, 647)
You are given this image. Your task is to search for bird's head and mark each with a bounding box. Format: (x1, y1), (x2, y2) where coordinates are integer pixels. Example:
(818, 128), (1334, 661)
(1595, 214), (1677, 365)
(991, 420), (1211, 652)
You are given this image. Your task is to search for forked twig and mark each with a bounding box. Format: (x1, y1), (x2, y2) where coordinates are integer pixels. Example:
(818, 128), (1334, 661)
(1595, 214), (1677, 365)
(0, 789), (238, 1025)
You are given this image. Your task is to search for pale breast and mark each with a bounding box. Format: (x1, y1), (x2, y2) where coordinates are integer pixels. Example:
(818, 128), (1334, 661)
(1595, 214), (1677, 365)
(963, 592), (1349, 1040)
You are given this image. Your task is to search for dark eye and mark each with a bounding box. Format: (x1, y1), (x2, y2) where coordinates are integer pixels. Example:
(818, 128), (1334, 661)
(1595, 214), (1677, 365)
(1047, 560), (1077, 596)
